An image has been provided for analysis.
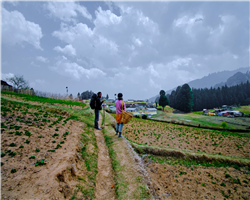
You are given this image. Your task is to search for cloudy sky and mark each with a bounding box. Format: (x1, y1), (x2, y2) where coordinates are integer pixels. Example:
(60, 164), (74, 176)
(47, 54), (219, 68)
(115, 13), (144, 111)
(1, 1), (249, 100)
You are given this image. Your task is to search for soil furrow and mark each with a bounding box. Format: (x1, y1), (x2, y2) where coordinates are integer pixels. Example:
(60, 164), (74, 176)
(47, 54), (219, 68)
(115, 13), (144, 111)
(94, 114), (116, 200)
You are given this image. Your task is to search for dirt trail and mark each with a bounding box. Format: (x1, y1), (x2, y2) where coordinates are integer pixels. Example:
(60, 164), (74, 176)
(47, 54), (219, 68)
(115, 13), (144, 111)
(94, 114), (116, 200)
(104, 114), (152, 199)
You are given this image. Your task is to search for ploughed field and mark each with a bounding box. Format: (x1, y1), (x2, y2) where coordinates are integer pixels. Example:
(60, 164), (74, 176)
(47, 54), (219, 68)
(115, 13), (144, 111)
(1, 97), (90, 199)
(144, 156), (250, 199)
(123, 118), (250, 158)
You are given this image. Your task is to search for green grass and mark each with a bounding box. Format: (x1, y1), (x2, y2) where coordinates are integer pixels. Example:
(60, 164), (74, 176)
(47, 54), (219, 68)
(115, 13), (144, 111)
(1, 91), (86, 108)
(233, 106), (250, 115)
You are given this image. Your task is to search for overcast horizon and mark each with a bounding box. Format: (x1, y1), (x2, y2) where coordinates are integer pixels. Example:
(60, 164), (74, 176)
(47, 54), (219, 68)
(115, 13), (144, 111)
(1, 1), (249, 100)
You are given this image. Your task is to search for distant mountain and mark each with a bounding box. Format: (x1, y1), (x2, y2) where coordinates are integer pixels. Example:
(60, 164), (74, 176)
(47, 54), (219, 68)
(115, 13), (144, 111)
(214, 70), (250, 88)
(148, 67), (249, 102)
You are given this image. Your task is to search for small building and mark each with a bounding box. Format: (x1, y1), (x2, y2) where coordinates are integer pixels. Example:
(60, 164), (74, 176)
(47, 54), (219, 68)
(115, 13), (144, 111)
(126, 108), (140, 115)
(145, 108), (157, 115)
(203, 109), (209, 114)
(1, 80), (13, 90)
(127, 99), (135, 102)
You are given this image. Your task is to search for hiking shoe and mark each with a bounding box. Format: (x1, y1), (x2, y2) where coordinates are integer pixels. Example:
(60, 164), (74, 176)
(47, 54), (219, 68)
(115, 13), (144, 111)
(115, 132), (118, 135)
(95, 127), (101, 130)
(118, 132), (122, 137)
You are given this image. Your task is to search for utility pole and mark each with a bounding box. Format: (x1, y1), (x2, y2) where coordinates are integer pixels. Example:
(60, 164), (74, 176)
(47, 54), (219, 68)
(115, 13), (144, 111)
(66, 86), (68, 96)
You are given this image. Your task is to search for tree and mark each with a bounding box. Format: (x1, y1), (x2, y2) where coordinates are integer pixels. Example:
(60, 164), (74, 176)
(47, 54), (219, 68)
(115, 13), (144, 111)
(159, 90), (169, 111)
(155, 96), (160, 108)
(176, 84), (193, 112)
(106, 94), (109, 100)
(7, 75), (29, 89)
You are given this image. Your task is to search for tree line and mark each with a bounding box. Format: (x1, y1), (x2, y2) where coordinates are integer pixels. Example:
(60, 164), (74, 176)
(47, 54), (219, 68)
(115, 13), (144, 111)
(167, 81), (250, 112)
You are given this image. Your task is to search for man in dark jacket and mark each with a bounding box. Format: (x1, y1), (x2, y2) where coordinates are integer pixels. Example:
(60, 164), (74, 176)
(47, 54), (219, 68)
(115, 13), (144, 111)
(94, 92), (105, 130)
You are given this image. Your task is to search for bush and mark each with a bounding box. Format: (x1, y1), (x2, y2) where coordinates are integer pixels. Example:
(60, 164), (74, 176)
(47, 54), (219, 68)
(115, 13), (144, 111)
(221, 121), (228, 129)
(142, 115), (147, 119)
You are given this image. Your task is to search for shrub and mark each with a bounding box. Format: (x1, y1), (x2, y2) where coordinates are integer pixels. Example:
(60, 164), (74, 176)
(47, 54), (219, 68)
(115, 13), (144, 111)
(1, 152), (6, 157)
(221, 121), (228, 129)
(35, 159), (46, 166)
(9, 143), (16, 147)
(29, 155), (35, 159)
(220, 182), (226, 187)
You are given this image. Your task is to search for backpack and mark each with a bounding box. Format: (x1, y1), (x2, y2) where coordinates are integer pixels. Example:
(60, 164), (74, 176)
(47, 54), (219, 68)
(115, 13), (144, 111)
(90, 94), (97, 109)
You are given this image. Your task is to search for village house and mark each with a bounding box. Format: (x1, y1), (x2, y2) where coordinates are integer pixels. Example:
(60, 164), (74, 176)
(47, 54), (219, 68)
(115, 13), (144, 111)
(1, 80), (13, 91)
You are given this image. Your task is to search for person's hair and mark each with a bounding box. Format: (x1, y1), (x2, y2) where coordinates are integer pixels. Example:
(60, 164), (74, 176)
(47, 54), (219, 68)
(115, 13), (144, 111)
(97, 92), (101, 96)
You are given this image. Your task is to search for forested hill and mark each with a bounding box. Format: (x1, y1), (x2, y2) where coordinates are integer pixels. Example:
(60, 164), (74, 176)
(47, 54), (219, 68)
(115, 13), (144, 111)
(148, 67), (249, 103)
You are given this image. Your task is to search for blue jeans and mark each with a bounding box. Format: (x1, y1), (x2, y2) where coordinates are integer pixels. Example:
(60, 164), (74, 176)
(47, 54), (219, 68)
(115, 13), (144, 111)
(116, 123), (124, 133)
(94, 109), (99, 128)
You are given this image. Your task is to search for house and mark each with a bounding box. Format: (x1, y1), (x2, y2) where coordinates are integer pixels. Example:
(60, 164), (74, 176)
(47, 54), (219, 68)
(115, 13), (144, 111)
(145, 108), (157, 115)
(126, 108), (140, 115)
(109, 106), (116, 112)
(145, 104), (155, 108)
(1, 80), (13, 90)
(127, 99), (135, 102)
(203, 109), (209, 114)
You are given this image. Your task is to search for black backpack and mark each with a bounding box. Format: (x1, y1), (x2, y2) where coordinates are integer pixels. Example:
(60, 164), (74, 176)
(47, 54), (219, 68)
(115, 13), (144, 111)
(90, 94), (97, 109)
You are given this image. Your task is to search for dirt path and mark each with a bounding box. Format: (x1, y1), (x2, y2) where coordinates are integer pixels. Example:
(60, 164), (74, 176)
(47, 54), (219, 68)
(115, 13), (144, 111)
(94, 114), (116, 200)
(103, 113), (152, 199)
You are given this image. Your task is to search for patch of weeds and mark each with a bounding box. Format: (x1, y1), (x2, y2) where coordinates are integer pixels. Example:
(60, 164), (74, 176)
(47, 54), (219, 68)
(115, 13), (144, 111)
(63, 131), (69, 137)
(243, 180), (248, 184)
(35, 159), (46, 166)
(19, 145), (24, 148)
(55, 127), (59, 131)
(60, 141), (64, 144)
(1, 152), (6, 157)
(36, 148), (40, 152)
(9, 143), (16, 147)
(220, 182), (226, 187)
(25, 130), (32, 137)
(8, 151), (16, 157)
(232, 178), (241, 185)
(201, 183), (206, 187)
(29, 155), (35, 159)
(212, 181), (216, 184)
(24, 140), (30, 144)
(225, 174), (231, 178)
(48, 149), (55, 152)
(15, 131), (22, 136)
(55, 144), (62, 149)
(52, 140), (56, 143)
(179, 171), (187, 175)
(11, 169), (17, 173)
(52, 133), (59, 137)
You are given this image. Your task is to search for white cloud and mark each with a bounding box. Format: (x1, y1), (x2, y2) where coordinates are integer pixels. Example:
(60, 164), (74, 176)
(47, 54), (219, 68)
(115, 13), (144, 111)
(149, 78), (161, 89)
(45, 2), (92, 22)
(36, 56), (49, 63)
(54, 45), (76, 56)
(2, 8), (43, 50)
(1, 73), (15, 83)
(50, 57), (106, 79)
(94, 7), (122, 27)
(31, 62), (40, 67)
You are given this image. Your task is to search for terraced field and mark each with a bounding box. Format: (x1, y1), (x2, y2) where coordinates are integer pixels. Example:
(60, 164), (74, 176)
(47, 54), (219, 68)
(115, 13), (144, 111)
(123, 118), (250, 158)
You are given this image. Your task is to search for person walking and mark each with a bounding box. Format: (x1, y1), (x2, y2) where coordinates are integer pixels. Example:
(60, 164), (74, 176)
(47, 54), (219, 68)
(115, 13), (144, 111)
(94, 92), (105, 130)
(115, 93), (126, 137)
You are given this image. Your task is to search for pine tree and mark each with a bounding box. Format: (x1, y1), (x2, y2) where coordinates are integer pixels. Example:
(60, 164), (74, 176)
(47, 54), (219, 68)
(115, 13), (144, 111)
(159, 90), (169, 111)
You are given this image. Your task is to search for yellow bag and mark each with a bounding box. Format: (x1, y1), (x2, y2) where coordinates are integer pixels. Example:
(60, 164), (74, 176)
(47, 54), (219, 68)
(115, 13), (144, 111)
(121, 101), (133, 124)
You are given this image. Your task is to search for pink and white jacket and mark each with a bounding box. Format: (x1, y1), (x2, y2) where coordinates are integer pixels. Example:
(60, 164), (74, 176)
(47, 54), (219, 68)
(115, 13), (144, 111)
(115, 100), (126, 114)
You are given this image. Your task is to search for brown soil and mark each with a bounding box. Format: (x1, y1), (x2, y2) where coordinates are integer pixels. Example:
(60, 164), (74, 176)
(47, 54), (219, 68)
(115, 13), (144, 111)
(94, 114), (116, 199)
(144, 158), (250, 200)
(1, 99), (91, 200)
(123, 119), (250, 158)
